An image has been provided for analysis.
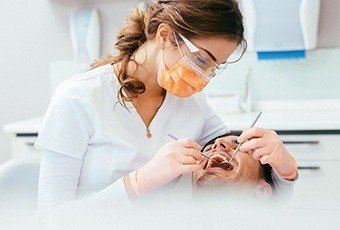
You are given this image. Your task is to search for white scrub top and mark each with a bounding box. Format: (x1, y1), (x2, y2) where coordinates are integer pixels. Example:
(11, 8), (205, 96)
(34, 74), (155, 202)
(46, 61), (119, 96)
(34, 64), (231, 215)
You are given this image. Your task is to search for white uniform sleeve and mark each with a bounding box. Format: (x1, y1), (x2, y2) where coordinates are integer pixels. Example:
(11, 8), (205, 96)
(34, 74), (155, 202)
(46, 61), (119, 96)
(196, 94), (230, 146)
(36, 149), (132, 218)
(34, 81), (94, 160)
(271, 168), (297, 203)
(33, 81), (132, 219)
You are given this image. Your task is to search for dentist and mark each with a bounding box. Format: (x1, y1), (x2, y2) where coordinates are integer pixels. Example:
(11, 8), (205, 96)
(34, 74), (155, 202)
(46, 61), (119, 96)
(35, 0), (297, 216)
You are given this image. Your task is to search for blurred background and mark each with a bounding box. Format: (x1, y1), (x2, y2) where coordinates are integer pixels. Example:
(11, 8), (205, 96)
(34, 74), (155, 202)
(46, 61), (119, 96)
(1, 0), (340, 223)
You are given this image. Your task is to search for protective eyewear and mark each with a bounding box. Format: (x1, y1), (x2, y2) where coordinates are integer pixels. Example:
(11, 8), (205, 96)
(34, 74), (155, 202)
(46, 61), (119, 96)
(173, 32), (228, 80)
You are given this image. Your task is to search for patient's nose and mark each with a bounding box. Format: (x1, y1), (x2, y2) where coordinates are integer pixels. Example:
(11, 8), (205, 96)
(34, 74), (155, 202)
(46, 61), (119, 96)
(212, 139), (229, 152)
(212, 139), (233, 153)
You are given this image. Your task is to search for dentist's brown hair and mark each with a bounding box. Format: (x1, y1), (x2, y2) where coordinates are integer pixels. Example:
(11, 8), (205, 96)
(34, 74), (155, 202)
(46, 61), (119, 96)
(91, 0), (246, 108)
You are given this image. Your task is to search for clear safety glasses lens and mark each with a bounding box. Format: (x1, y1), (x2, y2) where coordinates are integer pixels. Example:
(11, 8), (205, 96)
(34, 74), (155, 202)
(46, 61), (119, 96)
(174, 33), (219, 80)
(176, 33), (246, 78)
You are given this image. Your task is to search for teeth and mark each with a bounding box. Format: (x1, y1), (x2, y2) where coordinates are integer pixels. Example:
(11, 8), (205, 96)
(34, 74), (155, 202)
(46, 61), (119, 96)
(213, 153), (227, 161)
(207, 153), (227, 168)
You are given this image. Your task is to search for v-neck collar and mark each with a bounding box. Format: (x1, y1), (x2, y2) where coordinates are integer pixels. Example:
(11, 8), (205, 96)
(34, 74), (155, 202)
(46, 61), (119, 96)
(108, 64), (174, 136)
(124, 90), (171, 129)
(128, 91), (170, 113)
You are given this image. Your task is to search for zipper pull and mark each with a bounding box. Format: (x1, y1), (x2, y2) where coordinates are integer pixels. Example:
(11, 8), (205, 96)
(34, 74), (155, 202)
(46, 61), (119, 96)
(146, 127), (152, 138)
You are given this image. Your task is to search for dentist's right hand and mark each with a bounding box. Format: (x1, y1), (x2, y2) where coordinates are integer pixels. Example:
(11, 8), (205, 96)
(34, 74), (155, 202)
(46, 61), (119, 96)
(125, 139), (204, 197)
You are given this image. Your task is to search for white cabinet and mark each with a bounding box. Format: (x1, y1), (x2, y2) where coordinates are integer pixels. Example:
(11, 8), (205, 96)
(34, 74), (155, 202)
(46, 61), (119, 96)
(9, 134), (41, 158)
(283, 161), (340, 210)
(278, 133), (340, 210)
(279, 133), (340, 161)
(3, 117), (43, 158)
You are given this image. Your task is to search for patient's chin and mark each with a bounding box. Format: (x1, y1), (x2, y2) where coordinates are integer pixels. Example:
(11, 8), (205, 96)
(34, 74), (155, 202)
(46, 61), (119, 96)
(194, 176), (257, 198)
(195, 174), (226, 188)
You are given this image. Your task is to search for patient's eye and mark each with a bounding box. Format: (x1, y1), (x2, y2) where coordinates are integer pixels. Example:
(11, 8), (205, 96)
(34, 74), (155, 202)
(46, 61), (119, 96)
(204, 146), (212, 152)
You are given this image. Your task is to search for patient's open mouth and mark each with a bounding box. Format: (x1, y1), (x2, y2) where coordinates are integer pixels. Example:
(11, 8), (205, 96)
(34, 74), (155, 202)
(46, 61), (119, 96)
(205, 153), (233, 171)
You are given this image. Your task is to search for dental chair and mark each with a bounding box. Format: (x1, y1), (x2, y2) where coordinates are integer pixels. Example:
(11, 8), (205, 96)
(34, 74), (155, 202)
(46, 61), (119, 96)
(0, 157), (40, 220)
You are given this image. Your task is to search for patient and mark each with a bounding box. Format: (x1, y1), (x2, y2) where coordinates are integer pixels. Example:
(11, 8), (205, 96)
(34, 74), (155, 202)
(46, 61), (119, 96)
(192, 132), (274, 200)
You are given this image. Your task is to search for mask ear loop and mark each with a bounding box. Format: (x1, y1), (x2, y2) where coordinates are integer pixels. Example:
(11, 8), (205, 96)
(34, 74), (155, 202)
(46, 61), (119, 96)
(160, 33), (183, 72)
(161, 49), (165, 63)
(160, 48), (169, 72)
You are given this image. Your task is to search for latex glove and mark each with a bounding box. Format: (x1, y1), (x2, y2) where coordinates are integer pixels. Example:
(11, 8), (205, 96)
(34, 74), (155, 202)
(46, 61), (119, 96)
(238, 127), (298, 180)
(128, 139), (204, 196)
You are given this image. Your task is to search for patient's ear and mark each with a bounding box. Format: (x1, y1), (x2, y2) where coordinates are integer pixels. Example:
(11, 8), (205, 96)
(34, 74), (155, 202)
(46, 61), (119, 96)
(255, 179), (272, 200)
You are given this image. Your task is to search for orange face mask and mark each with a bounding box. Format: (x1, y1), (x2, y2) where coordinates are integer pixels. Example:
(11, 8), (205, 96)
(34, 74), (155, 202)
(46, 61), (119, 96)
(157, 50), (209, 98)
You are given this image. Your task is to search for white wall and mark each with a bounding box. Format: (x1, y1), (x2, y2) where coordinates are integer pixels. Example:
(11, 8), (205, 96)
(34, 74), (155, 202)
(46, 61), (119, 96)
(0, 0), (138, 163)
(0, 0), (70, 163)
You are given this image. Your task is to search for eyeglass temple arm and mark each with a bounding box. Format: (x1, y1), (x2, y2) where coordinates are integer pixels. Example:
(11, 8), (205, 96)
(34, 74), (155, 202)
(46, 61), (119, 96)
(174, 32), (200, 53)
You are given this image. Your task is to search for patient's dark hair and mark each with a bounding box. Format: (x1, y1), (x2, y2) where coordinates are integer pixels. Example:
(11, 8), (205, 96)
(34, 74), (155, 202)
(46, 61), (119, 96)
(202, 131), (274, 188)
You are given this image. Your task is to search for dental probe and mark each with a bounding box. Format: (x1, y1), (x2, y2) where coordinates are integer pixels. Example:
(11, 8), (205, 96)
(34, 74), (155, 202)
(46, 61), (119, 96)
(225, 111), (263, 164)
(167, 134), (220, 165)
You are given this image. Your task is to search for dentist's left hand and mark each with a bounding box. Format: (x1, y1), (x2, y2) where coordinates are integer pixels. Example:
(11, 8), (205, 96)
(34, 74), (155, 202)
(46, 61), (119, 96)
(126, 139), (204, 196)
(237, 127), (298, 180)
